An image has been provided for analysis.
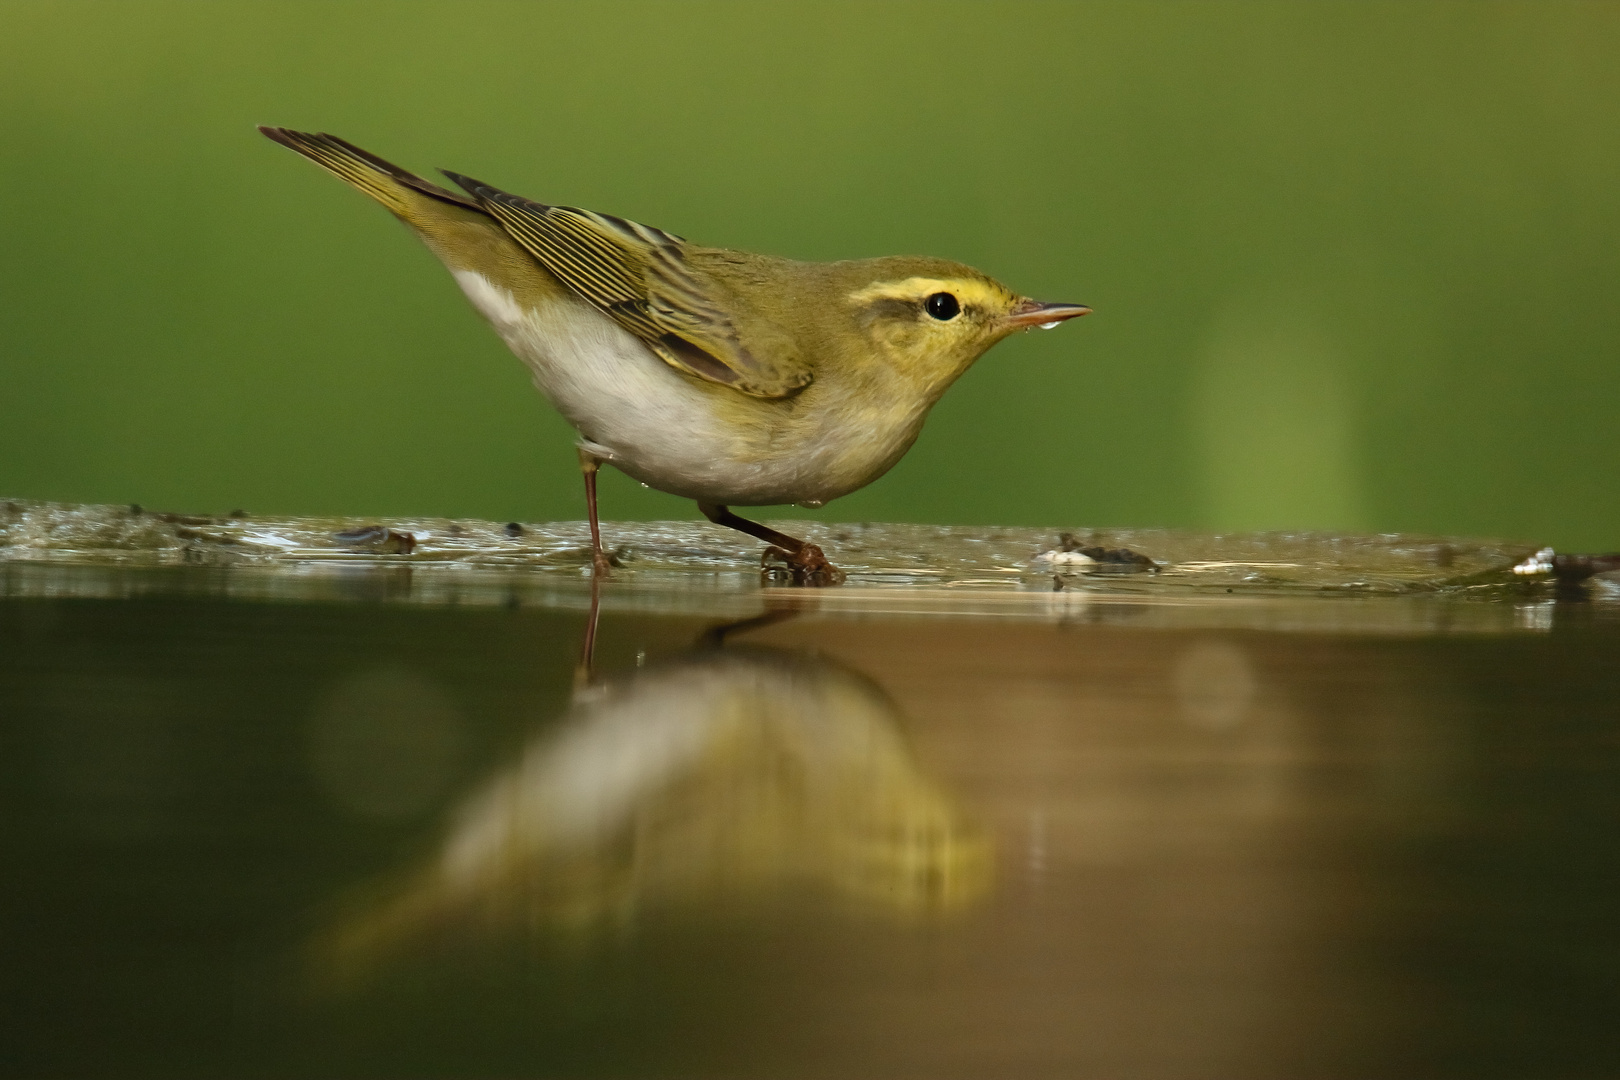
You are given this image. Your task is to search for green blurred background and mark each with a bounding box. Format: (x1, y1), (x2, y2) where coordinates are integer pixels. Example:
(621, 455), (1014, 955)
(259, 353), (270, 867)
(2, 1), (1616, 547)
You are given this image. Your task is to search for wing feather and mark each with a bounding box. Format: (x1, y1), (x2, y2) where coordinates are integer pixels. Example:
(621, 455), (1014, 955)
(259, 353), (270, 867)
(440, 171), (811, 399)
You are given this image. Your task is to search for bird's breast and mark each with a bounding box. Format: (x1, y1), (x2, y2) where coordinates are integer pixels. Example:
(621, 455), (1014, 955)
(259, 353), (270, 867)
(450, 269), (929, 506)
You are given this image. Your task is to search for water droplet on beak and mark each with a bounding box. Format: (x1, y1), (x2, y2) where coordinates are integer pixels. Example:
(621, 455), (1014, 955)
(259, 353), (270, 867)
(1039, 321), (1062, 330)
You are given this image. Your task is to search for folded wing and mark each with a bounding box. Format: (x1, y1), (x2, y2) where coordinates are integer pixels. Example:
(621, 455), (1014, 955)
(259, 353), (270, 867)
(442, 171), (812, 399)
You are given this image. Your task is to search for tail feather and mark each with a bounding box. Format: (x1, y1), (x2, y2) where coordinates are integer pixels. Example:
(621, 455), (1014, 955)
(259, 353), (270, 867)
(258, 127), (481, 215)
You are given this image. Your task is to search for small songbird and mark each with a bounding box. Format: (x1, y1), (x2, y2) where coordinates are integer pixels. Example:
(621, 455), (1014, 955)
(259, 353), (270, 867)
(259, 128), (1089, 584)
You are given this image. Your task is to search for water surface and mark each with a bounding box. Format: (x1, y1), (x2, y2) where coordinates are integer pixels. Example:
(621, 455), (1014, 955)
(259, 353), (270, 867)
(3, 512), (1618, 1078)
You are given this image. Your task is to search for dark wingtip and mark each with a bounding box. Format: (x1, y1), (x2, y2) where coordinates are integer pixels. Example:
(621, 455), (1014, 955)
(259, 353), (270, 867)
(440, 170), (553, 215)
(439, 169), (488, 197)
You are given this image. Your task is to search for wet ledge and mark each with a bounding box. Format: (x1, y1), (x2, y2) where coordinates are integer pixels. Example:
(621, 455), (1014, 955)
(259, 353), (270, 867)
(0, 497), (1601, 634)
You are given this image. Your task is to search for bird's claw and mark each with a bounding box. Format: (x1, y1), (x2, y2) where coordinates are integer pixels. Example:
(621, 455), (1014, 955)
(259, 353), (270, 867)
(760, 544), (846, 587)
(590, 550), (614, 578)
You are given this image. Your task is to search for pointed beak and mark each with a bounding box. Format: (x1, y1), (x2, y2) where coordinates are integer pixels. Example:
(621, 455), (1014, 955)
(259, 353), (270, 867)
(1003, 299), (1092, 331)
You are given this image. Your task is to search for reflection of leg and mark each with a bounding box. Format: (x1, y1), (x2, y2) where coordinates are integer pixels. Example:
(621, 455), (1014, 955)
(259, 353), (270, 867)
(697, 503), (846, 587)
(697, 606), (801, 649)
(577, 448), (612, 577)
(574, 572), (602, 690)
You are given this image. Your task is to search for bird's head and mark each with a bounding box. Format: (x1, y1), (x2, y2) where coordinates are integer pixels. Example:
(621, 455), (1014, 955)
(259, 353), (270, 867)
(838, 257), (1089, 396)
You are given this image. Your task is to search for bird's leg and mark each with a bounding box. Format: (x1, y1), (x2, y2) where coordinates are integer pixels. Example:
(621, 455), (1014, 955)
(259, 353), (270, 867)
(577, 448), (613, 577)
(697, 503), (846, 587)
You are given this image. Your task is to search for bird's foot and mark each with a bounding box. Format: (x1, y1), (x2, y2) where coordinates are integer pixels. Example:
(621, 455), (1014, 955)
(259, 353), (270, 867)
(590, 549), (614, 578)
(761, 544), (846, 587)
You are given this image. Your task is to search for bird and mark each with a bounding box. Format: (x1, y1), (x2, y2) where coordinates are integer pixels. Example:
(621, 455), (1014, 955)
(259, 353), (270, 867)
(258, 128), (1090, 585)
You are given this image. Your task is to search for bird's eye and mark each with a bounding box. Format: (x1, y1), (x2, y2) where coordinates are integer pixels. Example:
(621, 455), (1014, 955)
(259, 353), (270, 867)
(924, 292), (960, 321)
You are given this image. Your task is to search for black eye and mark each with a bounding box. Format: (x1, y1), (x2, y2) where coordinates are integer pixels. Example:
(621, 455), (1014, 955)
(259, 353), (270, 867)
(924, 292), (960, 321)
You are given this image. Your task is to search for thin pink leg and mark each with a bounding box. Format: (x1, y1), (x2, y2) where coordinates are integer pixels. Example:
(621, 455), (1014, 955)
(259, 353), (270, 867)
(578, 449), (612, 577)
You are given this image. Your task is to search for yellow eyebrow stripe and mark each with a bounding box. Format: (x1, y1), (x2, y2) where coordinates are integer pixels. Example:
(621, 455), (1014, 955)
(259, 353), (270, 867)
(847, 277), (1004, 308)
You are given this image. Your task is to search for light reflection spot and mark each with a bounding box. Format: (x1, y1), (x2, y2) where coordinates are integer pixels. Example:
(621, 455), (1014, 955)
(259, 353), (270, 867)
(1173, 640), (1257, 730)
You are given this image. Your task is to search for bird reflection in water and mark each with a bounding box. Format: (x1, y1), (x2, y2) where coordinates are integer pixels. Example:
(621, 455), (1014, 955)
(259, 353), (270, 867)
(323, 594), (990, 973)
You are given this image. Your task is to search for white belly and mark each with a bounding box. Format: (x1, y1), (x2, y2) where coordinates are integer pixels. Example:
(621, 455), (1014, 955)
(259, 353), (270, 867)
(452, 270), (819, 505)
